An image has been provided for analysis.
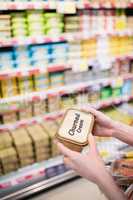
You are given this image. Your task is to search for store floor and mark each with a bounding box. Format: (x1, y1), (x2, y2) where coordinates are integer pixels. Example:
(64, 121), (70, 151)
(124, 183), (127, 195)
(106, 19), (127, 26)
(29, 178), (107, 200)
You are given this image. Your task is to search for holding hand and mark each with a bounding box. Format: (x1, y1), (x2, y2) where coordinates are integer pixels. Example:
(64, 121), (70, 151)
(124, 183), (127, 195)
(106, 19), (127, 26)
(84, 106), (115, 137)
(56, 134), (106, 184)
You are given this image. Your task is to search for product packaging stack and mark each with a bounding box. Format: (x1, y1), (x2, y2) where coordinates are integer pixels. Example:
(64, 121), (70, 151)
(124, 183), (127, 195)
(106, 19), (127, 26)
(11, 128), (34, 167)
(13, 46), (32, 70)
(47, 94), (60, 113)
(18, 75), (34, 95)
(26, 124), (50, 162)
(65, 15), (80, 33)
(41, 120), (60, 157)
(44, 13), (64, 36)
(18, 102), (33, 120)
(0, 50), (14, 72)
(2, 111), (18, 124)
(51, 43), (68, 66)
(33, 73), (49, 91)
(0, 14), (11, 40)
(0, 132), (18, 174)
(27, 11), (44, 36)
(30, 44), (50, 68)
(32, 99), (47, 116)
(11, 12), (28, 38)
(0, 77), (18, 98)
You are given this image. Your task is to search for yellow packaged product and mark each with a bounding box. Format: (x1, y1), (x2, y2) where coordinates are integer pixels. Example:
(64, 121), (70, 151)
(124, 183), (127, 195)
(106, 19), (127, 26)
(1, 78), (18, 97)
(17, 76), (34, 94)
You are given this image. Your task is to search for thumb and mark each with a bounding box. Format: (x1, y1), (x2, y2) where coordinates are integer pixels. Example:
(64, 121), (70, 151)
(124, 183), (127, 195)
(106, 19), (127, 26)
(88, 133), (98, 154)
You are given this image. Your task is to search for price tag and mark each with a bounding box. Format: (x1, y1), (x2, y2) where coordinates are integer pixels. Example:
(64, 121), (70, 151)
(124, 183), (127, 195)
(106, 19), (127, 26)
(57, 2), (76, 14)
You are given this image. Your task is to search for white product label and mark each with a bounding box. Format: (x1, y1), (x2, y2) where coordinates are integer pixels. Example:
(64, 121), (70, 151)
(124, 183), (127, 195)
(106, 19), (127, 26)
(58, 109), (93, 144)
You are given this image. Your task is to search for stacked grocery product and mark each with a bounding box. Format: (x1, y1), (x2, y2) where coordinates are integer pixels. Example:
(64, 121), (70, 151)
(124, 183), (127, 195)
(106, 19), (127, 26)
(0, 9), (132, 40)
(0, 132), (18, 174)
(0, 14), (11, 40)
(42, 120), (60, 157)
(26, 125), (50, 162)
(0, 102), (133, 175)
(0, 36), (132, 72)
(0, 2), (132, 198)
(27, 10), (44, 36)
(44, 13), (64, 36)
(11, 128), (34, 167)
(1, 75), (133, 124)
(65, 15), (80, 33)
(14, 46), (32, 69)
(11, 12), (28, 38)
(0, 120), (60, 175)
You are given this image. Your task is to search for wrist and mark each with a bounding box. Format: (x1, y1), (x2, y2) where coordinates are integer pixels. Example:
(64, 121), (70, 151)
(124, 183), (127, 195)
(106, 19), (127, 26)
(110, 120), (120, 138)
(96, 168), (112, 186)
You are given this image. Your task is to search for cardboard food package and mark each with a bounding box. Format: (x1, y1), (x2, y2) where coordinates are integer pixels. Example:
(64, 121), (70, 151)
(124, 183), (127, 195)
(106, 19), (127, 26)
(41, 120), (60, 157)
(0, 131), (12, 150)
(26, 124), (50, 162)
(0, 147), (18, 174)
(56, 109), (95, 152)
(10, 128), (34, 167)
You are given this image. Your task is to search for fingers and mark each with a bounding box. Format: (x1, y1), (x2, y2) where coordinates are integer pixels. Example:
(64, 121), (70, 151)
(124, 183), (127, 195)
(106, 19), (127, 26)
(88, 134), (98, 154)
(82, 106), (105, 121)
(64, 156), (76, 169)
(83, 106), (99, 116)
(56, 141), (78, 158)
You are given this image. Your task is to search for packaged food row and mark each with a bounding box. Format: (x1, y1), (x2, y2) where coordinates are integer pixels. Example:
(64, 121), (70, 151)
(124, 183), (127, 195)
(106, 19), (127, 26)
(0, 11), (63, 40)
(0, 102), (133, 176)
(0, 58), (133, 98)
(1, 78), (133, 124)
(0, 36), (133, 72)
(0, 9), (133, 40)
(0, 71), (64, 98)
(0, 120), (61, 175)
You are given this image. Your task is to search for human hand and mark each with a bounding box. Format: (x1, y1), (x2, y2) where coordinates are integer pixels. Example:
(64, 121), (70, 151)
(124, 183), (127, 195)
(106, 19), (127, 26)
(56, 134), (108, 184)
(84, 106), (116, 137)
(56, 134), (126, 200)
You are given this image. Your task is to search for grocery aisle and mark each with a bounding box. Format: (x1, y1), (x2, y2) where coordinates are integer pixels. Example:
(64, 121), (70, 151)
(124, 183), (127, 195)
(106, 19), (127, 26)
(29, 178), (107, 200)
(0, 1), (133, 200)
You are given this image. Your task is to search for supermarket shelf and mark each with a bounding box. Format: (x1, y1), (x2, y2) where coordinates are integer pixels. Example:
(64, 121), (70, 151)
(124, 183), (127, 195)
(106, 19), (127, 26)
(0, 171), (77, 200)
(0, 1), (133, 11)
(0, 154), (77, 200)
(0, 76), (111, 104)
(0, 54), (132, 79)
(0, 30), (133, 48)
(0, 139), (129, 200)
(0, 1), (56, 11)
(0, 73), (133, 106)
(0, 156), (63, 190)
(0, 65), (69, 80)
(0, 35), (66, 48)
(77, 1), (133, 9)
(0, 95), (133, 131)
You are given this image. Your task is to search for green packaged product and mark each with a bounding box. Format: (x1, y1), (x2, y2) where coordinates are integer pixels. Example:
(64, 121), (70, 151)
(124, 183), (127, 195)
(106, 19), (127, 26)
(100, 86), (112, 100)
(112, 87), (121, 97)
